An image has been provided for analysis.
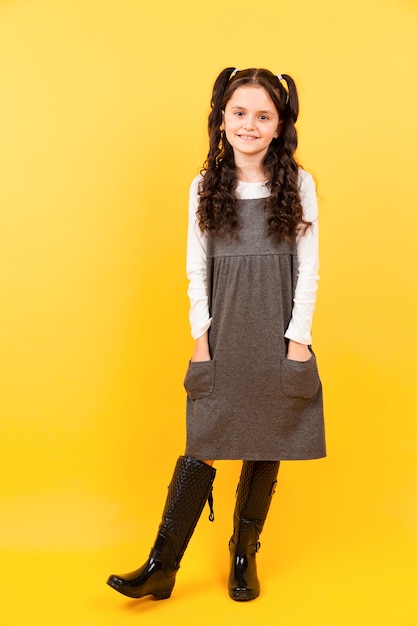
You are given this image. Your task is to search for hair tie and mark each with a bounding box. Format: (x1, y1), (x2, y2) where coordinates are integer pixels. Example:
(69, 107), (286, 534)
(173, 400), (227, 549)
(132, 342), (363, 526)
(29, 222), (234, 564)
(277, 74), (289, 103)
(229, 68), (239, 80)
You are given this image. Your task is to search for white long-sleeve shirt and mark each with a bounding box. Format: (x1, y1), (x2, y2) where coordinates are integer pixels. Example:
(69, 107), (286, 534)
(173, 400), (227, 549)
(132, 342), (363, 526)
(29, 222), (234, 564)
(186, 169), (320, 344)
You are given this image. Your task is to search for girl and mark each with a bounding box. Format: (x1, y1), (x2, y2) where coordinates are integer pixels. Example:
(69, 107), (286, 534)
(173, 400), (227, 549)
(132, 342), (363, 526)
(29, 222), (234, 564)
(107, 67), (325, 602)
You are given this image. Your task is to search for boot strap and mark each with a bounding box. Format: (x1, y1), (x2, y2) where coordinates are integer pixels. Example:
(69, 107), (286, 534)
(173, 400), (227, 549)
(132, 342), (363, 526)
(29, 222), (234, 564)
(230, 538), (261, 555)
(150, 548), (180, 570)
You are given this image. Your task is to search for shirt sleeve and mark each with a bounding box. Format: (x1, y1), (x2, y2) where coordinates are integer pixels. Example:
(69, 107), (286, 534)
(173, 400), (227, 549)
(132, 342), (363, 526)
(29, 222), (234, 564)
(284, 171), (320, 345)
(186, 176), (211, 339)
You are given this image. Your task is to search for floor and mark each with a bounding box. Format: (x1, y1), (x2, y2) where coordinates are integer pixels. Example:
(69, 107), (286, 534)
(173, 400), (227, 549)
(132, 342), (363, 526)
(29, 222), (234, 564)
(2, 459), (416, 626)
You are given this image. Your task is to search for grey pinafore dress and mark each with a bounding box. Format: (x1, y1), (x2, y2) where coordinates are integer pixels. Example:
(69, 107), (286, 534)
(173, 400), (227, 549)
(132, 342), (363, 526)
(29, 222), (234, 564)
(184, 197), (325, 461)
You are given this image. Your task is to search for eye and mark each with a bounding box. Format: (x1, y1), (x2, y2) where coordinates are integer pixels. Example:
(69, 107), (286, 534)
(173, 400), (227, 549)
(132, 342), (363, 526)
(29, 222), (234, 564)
(234, 111), (244, 116)
(259, 115), (269, 121)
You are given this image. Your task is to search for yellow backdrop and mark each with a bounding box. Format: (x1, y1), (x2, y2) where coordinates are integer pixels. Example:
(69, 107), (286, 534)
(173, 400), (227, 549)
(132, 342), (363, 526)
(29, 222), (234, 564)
(1, 1), (416, 624)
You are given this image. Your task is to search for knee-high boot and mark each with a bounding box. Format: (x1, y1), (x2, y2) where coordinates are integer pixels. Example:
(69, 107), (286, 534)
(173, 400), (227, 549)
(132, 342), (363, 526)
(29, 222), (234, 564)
(228, 460), (280, 601)
(107, 456), (216, 600)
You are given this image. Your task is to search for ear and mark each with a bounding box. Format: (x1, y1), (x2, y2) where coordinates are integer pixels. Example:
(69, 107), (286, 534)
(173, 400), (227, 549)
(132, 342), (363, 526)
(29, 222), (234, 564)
(221, 110), (225, 130)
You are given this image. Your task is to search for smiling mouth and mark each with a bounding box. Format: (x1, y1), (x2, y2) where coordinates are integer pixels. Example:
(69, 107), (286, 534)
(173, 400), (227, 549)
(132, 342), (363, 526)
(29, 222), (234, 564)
(238, 134), (258, 141)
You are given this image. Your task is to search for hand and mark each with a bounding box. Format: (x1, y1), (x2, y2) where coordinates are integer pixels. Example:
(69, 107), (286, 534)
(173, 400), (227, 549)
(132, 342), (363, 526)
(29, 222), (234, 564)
(191, 332), (211, 362)
(286, 340), (311, 362)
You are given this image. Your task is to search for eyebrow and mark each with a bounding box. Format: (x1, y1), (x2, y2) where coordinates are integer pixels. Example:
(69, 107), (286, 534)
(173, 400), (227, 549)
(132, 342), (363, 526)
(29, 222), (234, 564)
(230, 106), (275, 115)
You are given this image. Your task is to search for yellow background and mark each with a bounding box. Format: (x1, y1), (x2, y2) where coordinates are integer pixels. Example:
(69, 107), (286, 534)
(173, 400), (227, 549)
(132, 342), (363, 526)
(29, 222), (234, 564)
(1, 0), (416, 624)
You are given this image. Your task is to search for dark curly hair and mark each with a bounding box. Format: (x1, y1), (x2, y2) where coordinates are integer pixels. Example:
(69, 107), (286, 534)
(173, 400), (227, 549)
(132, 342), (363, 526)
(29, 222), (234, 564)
(197, 67), (311, 241)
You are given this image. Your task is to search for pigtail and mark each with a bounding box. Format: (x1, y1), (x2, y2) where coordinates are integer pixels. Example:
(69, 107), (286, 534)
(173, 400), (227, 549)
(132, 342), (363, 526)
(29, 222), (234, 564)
(208, 67), (236, 129)
(198, 67), (239, 236)
(273, 73), (299, 159)
(280, 74), (299, 123)
(206, 67), (236, 164)
(265, 73), (309, 240)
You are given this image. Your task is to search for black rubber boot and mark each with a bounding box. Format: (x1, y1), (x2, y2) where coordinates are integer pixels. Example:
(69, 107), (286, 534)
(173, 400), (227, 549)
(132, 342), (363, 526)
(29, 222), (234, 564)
(107, 456), (216, 600)
(228, 460), (280, 601)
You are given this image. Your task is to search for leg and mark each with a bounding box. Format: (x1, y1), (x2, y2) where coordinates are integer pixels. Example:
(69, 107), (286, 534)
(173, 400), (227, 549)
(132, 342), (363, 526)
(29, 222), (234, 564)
(107, 456), (216, 600)
(228, 460), (280, 601)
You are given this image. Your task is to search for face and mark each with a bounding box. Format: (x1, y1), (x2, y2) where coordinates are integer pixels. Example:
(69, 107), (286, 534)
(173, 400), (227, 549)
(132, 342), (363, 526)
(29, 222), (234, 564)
(222, 85), (280, 165)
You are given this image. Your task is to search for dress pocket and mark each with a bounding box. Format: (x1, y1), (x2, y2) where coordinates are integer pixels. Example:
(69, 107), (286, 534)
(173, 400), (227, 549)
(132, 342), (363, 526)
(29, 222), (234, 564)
(183, 360), (216, 400)
(280, 354), (320, 399)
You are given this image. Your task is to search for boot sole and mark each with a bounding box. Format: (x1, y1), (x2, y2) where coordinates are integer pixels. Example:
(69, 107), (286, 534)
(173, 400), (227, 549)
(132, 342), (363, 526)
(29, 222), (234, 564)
(106, 577), (173, 600)
(229, 589), (260, 601)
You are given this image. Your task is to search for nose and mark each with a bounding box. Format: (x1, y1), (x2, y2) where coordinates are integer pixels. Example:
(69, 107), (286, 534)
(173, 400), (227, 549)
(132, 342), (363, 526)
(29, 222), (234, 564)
(243, 116), (255, 130)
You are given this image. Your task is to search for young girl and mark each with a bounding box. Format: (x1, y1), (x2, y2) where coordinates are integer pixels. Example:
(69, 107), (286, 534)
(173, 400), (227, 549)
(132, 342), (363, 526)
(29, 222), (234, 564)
(107, 67), (325, 602)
